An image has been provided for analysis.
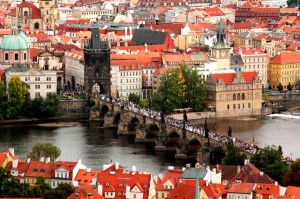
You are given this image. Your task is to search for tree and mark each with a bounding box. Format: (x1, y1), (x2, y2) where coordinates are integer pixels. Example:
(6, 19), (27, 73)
(0, 80), (5, 102)
(128, 93), (140, 105)
(8, 76), (29, 108)
(40, 93), (60, 118)
(223, 144), (247, 166)
(295, 79), (300, 90)
(264, 162), (288, 185)
(277, 83), (283, 92)
(28, 143), (61, 161)
(262, 93), (270, 103)
(287, 82), (293, 92)
(283, 158), (300, 186)
(152, 64), (206, 114)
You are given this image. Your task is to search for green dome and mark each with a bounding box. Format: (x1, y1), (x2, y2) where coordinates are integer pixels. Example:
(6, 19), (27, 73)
(18, 31), (30, 43)
(0, 33), (29, 50)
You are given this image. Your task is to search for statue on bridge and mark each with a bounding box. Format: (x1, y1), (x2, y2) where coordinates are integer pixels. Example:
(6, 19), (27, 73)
(183, 110), (188, 123)
(204, 119), (210, 147)
(228, 126), (232, 137)
(160, 111), (165, 124)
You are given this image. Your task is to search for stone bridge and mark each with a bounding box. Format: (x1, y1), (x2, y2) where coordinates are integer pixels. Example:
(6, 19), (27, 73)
(90, 98), (236, 165)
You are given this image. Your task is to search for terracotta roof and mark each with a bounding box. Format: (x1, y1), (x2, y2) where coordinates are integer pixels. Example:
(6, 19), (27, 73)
(156, 169), (183, 191)
(228, 182), (255, 194)
(212, 72), (257, 85)
(25, 160), (53, 179)
(98, 164), (152, 199)
(255, 183), (281, 197)
(252, 33), (269, 41)
(283, 186), (300, 199)
(67, 187), (105, 199)
(234, 20), (254, 29)
(254, 7), (280, 13)
(52, 161), (78, 179)
(18, 2), (41, 18)
(269, 51), (300, 64)
(74, 168), (99, 187)
(205, 7), (225, 16)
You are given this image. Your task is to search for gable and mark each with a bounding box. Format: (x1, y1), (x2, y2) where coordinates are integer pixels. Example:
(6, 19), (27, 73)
(131, 184), (142, 193)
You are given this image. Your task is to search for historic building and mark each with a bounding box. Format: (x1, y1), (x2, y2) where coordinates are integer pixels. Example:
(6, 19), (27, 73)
(5, 65), (57, 99)
(210, 20), (231, 70)
(206, 72), (262, 117)
(5, 0), (56, 33)
(0, 25), (30, 69)
(268, 51), (300, 90)
(84, 25), (111, 96)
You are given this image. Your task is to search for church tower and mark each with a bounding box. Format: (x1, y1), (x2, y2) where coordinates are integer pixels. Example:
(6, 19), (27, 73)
(84, 24), (111, 97)
(210, 19), (231, 70)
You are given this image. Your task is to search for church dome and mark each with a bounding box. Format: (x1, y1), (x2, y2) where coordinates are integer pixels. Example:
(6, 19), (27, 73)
(0, 31), (29, 50)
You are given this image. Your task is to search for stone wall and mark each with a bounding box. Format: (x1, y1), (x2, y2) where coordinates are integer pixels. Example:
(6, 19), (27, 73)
(171, 112), (216, 120)
(58, 100), (89, 115)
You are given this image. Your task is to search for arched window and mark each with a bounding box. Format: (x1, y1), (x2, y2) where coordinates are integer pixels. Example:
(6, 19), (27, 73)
(34, 22), (39, 30)
(242, 104), (245, 109)
(242, 93), (245, 100)
(237, 93), (240, 100)
(248, 103), (251, 108)
(227, 104), (230, 110)
(233, 104), (236, 109)
(238, 104), (240, 109)
(24, 53), (26, 60)
(233, 94), (236, 100)
(24, 11), (28, 16)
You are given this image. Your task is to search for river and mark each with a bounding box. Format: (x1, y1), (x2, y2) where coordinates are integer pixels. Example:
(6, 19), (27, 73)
(0, 114), (299, 175)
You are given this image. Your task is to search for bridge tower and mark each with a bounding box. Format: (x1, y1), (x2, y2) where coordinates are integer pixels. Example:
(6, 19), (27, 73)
(84, 24), (111, 98)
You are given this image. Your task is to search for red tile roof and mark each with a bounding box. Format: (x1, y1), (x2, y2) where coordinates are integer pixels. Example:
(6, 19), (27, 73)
(18, 2), (41, 18)
(156, 169), (183, 191)
(255, 183), (281, 197)
(25, 160), (53, 179)
(67, 187), (105, 199)
(212, 72), (257, 85)
(269, 51), (300, 64)
(228, 182), (255, 194)
(74, 168), (99, 187)
(234, 20), (254, 29)
(205, 7), (225, 16)
(52, 161), (78, 179)
(98, 163), (152, 199)
(283, 186), (300, 199)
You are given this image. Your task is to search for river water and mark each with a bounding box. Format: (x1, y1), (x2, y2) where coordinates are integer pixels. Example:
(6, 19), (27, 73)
(0, 114), (299, 175)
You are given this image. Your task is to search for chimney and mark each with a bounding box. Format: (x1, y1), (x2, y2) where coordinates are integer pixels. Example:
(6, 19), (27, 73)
(132, 166), (136, 172)
(212, 168), (216, 173)
(12, 158), (18, 169)
(9, 148), (14, 157)
(244, 159), (250, 165)
(115, 162), (119, 170)
(205, 180), (209, 186)
(39, 157), (45, 163)
(168, 166), (174, 170)
(27, 158), (31, 163)
(129, 26), (132, 38)
(216, 164), (219, 171)
(237, 165), (241, 173)
(252, 190), (257, 199)
(125, 27), (128, 40)
(182, 167), (186, 171)
(87, 168), (91, 173)
(260, 171), (264, 176)
(275, 181), (278, 186)
(54, 158), (60, 163)
(125, 185), (130, 199)
(98, 184), (103, 196)
(45, 157), (50, 164)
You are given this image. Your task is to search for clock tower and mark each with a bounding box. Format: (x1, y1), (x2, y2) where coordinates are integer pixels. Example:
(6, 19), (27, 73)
(210, 19), (231, 70)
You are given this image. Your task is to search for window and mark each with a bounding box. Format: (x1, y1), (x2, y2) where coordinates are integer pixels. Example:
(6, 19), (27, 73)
(47, 85), (51, 89)
(53, 181), (55, 187)
(133, 194), (136, 198)
(227, 104), (230, 110)
(233, 104), (236, 109)
(4, 53), (8, 61)
(248, 103), (251, 108)
(35, 92), (40, 98)
(35, 85), (40, 89)
(24, 53), (27, 60)
(15, 53), (19, 61)
(35, 77), (40, 81)
(65, 173), (67, 178)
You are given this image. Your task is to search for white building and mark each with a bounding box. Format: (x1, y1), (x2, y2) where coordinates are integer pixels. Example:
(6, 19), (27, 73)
(165, 8), (187, 23)
(65, 50), (84, 90)
(58, 7), (74, 20)
(227, 182), (255, 199)
(5, 66), (57, 99)
(261, 0), (287, 7)
(73, 6), (100, 21)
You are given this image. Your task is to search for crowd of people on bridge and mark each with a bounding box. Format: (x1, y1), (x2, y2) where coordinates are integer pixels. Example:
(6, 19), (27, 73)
(95, 94), (260, 154)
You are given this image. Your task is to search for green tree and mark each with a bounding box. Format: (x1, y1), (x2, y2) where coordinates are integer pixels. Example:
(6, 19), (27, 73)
(277, 83), (283, 92)
(8, 76), (29, 108)
(0, 167), (11, 197)
(268, 84), (272, 90)
(128, 93), (140, 104)
(262, 93), (270, 103)
(283, 158), (300, 186)
(223, 144), (247, 166)
(30, 97), (44, 118)
(152, 64), (206, 114)
(56, 183), (75, 198)
(287, 82), (293, 92)
(0, 80), (5, 102)
(295, 79), (300, 90)
(264, 162), (288, 185)
(40, 93), (60, 118)
(28, 143), (61, 161)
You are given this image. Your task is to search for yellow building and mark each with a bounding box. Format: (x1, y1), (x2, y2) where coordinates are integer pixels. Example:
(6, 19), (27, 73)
(268, 51), (300, 89)
(206, 72), (262, 117)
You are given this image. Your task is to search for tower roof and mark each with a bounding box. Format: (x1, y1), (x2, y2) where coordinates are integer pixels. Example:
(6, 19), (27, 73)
(212, 19), (229, 49)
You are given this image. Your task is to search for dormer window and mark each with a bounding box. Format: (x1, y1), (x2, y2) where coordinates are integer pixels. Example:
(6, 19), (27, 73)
(106, 183), (110, 187)
(119, 184), (123, 187)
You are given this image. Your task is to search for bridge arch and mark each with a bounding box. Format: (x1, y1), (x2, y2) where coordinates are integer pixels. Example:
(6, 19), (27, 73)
(188, 138), (202, 155)
(166, 131), (180, 147)
(146, 123), (159, 139)
(128, 117), (140, 132)
(113, 112), (121, 125)
(210, 146), (226, 165)
(100, 104), (109, 117)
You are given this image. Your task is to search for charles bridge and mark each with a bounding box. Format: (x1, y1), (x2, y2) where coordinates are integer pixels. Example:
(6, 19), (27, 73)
(89, 98), (254, 165)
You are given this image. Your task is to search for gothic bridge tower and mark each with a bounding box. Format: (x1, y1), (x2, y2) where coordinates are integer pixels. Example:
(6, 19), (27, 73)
(84, 25), (111, 97)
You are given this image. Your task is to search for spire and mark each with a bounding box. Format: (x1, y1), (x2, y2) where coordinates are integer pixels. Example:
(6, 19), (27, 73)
(194, 177), (200, 199)
(213, 19), (228, 48)
(88, 23), (101, 49)
(155, 7), (159, 25)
